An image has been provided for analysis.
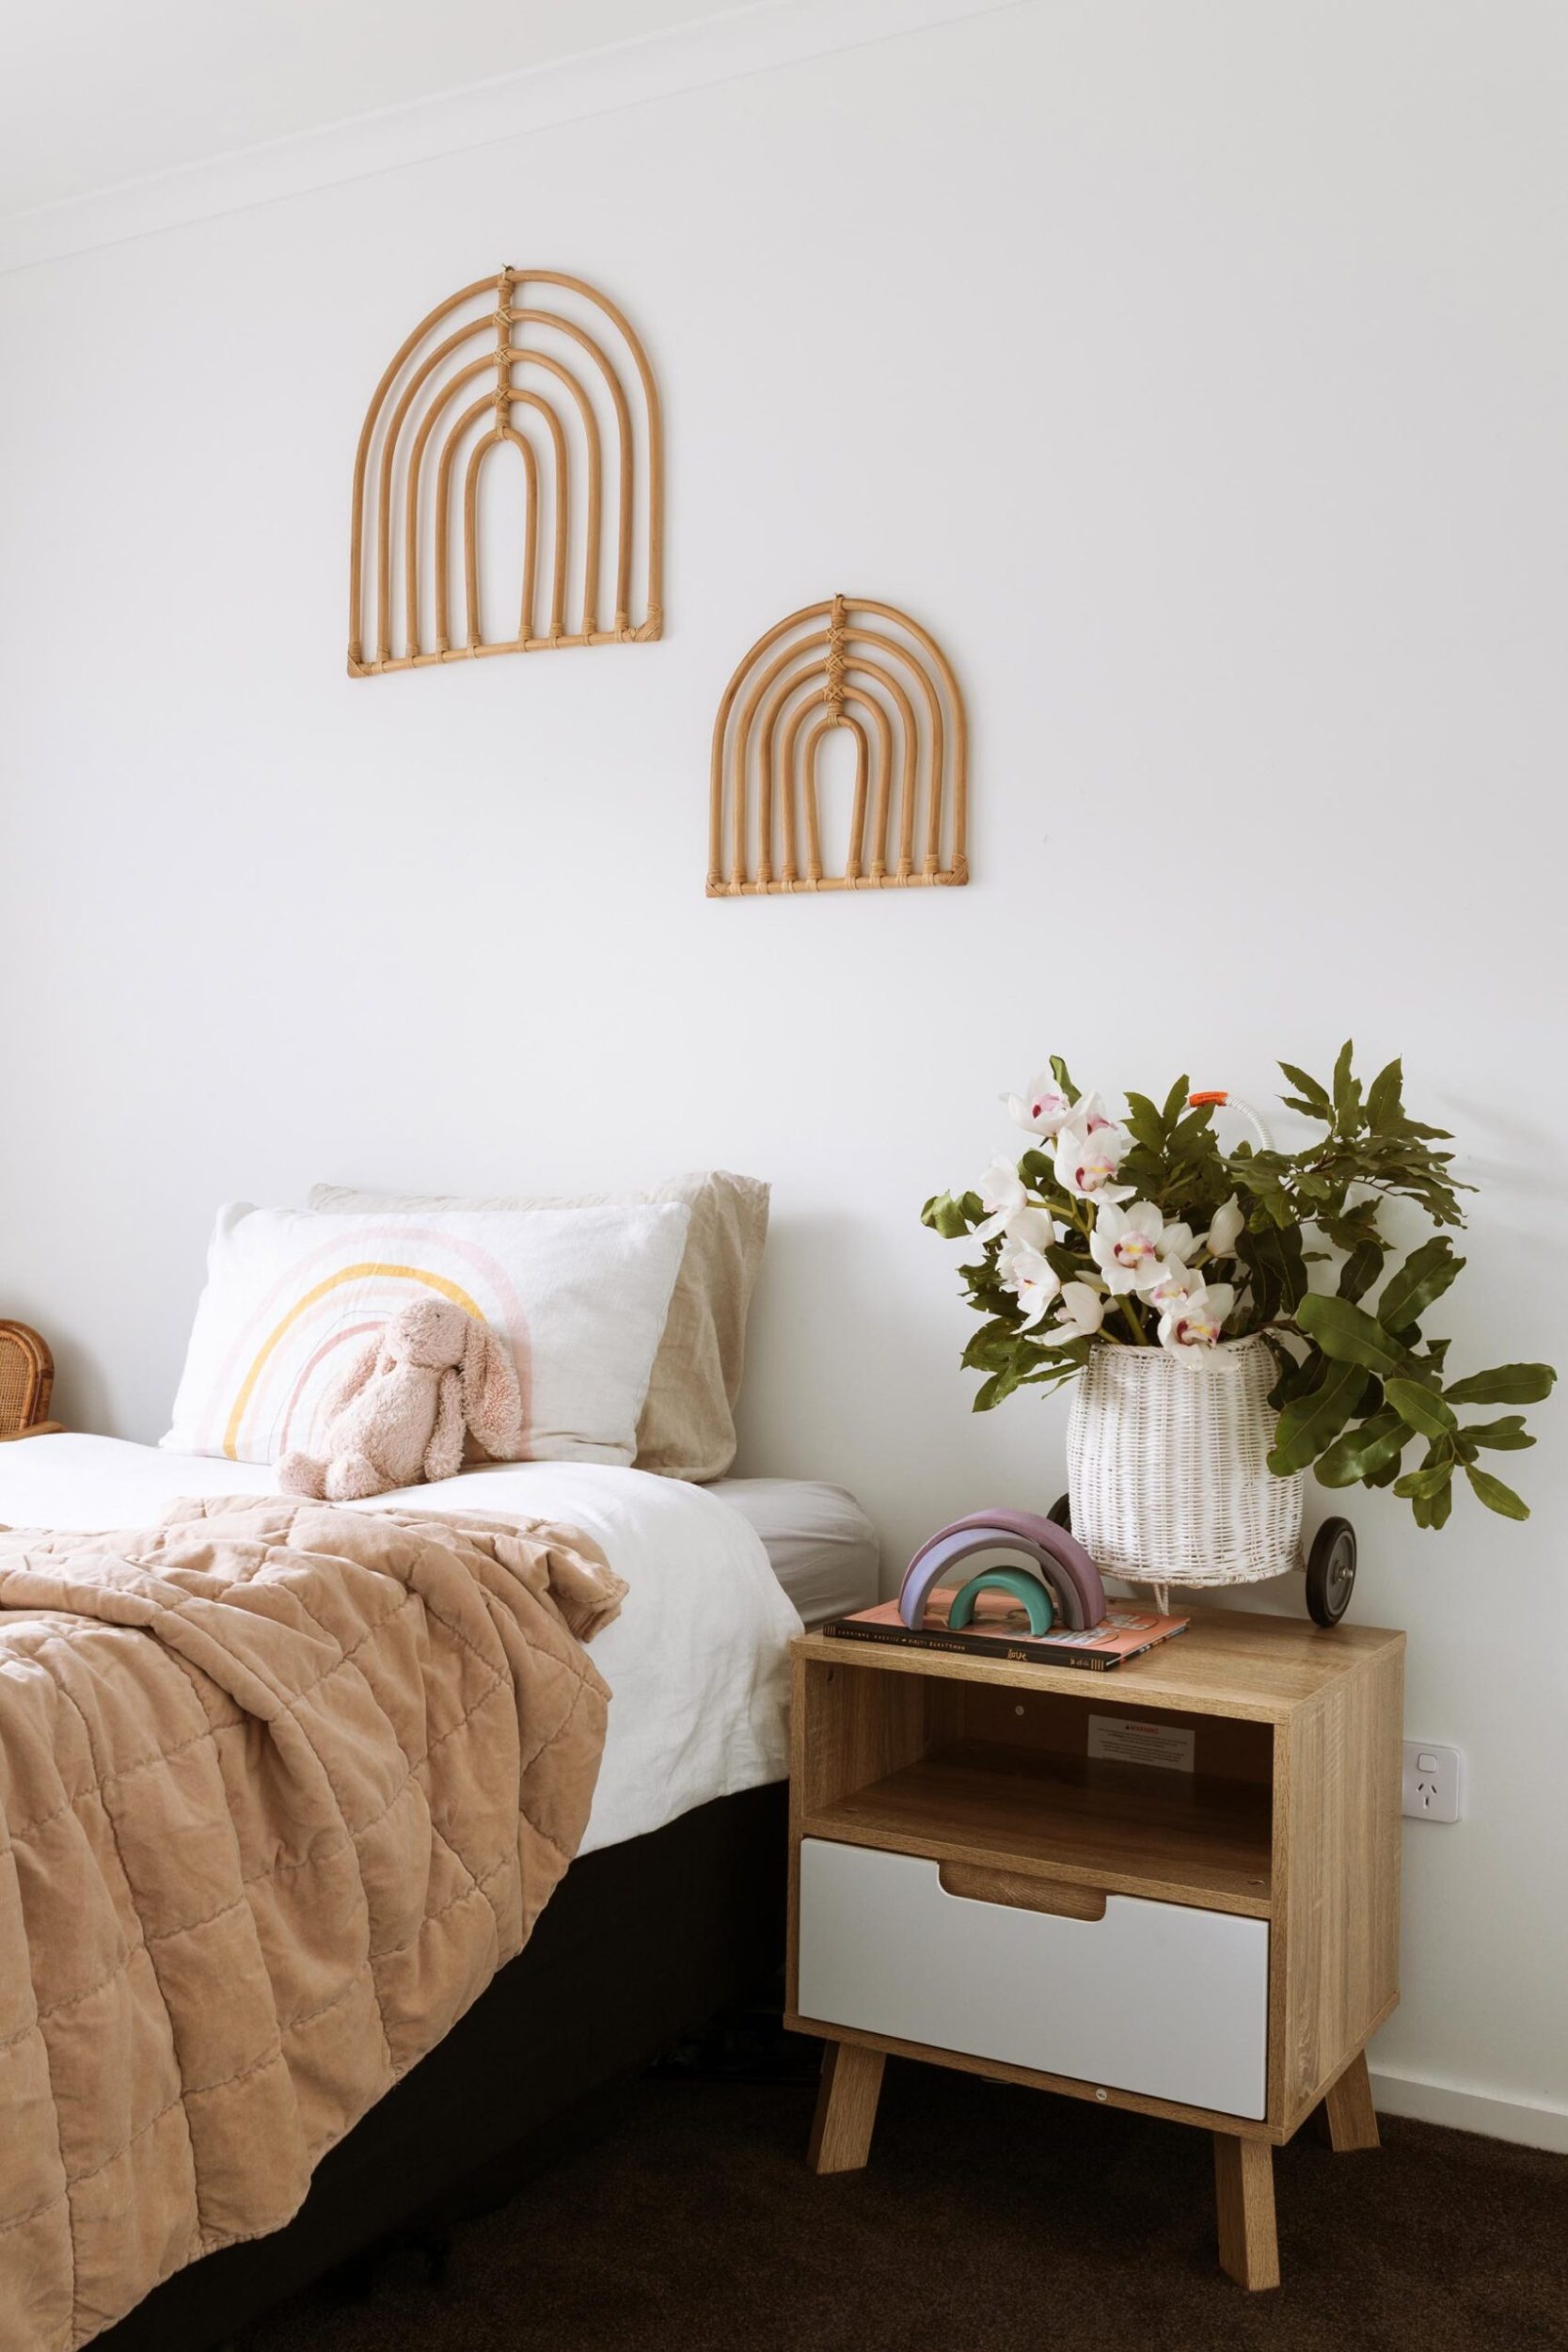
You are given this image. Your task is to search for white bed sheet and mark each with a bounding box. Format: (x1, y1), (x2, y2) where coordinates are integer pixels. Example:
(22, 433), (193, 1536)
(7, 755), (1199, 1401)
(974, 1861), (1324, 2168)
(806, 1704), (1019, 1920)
(0, 1435), (801, 1857)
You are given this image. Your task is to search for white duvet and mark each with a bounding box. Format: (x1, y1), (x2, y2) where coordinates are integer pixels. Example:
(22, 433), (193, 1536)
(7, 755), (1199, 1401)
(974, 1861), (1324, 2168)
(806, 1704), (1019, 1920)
(0, 1435), (800, 1855)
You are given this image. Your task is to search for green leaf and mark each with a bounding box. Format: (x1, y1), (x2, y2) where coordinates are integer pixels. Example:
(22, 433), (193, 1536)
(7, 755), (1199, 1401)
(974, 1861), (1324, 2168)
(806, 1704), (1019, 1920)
(1296, 1293), (1406, 1376)
(1459, 1416), (1536, 1453)
(1367, 1057), (1404, 1127)
(1174, 1097), (1216, 1139)
(1123, 1091), (1167, 1155)
(960, 1320), (1020, 1372)
(1314, 1408), (1409, 1488)
(1337, 1239), (1385, 1303)
(1264, 1337), (1317, 1410)
(1383, 1378), (1458, 1440)
(1161, 1073), (1191, 1129)
(1465, 1465), (1529, 1521)
(1049, 1055), (1079, 1105)
(1445, 1362), (1557, 1407)
(1016, 1337), (1091, 1391)
(1278, 1060), (1332, 1114)
(1268, 1358), (1366, 1476)
(1395, 1463), (1452, 1502)
(1322, 1202), (1381, 1252)
(1429, 1478), (1453, 1529)
(1242, 1222), (1309, 1317)
(922, 1191), (977, 1238)
(1332, 1041), (1360, 1120)
(1377, 1238), (1464, 1332)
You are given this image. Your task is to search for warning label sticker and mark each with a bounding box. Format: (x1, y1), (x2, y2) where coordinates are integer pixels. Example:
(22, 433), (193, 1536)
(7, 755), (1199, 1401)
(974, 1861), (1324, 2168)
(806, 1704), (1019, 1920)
(1087, 1715), (1196, 1773)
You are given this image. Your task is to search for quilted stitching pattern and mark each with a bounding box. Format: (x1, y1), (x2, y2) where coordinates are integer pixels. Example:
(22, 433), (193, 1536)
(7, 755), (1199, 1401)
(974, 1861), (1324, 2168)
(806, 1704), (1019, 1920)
(0, 1497), (623, 2351)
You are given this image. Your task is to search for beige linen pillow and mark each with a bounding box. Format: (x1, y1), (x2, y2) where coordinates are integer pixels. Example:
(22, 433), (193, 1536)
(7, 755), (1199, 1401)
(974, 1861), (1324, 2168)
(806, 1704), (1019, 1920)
(309, 1173), (769, 1483)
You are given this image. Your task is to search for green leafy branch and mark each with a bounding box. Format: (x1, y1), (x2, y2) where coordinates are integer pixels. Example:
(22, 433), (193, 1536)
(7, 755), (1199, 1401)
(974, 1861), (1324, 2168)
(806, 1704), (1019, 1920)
(923, 1044), (1556, 1528)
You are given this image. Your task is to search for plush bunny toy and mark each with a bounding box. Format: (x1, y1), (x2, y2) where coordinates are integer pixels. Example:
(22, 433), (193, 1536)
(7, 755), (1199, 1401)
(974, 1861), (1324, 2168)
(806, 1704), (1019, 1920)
(277, 1297), (524, 1502)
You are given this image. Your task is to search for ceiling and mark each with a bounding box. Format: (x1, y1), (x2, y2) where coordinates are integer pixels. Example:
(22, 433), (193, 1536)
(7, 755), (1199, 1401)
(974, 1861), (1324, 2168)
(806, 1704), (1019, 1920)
(1, 0), (729, 218)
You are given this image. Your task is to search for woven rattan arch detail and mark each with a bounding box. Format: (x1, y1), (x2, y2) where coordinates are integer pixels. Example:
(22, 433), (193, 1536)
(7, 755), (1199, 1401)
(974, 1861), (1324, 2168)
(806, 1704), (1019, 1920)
(349, 267), (662, 675)
(708, 596), (968, 893)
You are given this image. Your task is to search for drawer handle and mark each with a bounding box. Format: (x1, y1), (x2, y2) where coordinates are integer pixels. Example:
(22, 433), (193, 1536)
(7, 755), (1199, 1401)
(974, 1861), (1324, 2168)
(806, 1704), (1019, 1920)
(938, 1862), (1107, 1921)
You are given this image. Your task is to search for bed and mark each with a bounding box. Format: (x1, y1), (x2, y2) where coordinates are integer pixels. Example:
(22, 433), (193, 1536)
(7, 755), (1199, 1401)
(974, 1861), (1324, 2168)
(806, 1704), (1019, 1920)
(707, 1478), (880, 1629)
(0, 1435), (877, 2351)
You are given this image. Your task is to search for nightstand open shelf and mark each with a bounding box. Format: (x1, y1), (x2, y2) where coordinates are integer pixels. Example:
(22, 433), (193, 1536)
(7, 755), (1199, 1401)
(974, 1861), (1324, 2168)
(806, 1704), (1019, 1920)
(804, 1738), (1275, 1915)
(786, 1608), (1404, 2290)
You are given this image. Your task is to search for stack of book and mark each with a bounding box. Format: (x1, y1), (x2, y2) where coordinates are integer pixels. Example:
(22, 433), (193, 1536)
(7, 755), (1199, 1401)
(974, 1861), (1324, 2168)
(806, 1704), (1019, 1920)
(823, 1589), (1189, 1673)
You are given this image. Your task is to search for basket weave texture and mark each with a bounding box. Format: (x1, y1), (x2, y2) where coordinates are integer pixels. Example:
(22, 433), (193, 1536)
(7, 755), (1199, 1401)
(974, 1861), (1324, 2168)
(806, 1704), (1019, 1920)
(0, 1323), (54, 1437)
(1067, 1333), (1304, 1588)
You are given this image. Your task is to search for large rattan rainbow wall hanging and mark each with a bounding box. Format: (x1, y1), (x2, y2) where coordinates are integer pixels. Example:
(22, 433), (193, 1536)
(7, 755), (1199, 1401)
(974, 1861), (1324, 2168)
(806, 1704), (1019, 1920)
(348, 267), (662, 675)
(707, 596), (968, 894)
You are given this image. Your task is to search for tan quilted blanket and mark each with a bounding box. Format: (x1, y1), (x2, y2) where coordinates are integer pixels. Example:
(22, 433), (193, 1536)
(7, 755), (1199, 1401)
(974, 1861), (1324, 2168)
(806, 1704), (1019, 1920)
(0, 1495), (625, 2352)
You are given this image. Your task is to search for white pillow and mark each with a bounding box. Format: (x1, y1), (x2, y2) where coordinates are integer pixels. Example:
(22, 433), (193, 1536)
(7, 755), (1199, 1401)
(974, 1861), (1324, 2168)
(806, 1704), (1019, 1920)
(309, 1174), (769, 1484)
(163, 1201), (690, 1470)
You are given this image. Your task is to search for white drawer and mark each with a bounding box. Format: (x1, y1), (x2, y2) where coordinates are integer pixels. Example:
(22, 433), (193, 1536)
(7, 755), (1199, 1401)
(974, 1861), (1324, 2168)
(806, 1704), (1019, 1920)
(798, 1838), (1269, 2121)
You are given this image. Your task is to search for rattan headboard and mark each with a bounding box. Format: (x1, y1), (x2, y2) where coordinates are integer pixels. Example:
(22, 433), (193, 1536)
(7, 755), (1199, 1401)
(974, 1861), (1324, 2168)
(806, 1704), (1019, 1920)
(0, 1322), (54, 1437)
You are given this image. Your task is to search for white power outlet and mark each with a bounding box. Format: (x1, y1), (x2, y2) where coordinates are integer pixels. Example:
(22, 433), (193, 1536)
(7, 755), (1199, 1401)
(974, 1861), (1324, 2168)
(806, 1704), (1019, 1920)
(1402, 1740), (1463, 1822)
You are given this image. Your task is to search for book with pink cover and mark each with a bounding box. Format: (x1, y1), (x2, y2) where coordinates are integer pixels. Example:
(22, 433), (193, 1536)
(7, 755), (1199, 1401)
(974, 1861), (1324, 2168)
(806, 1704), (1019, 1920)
(823, 1589), (1190, 1672)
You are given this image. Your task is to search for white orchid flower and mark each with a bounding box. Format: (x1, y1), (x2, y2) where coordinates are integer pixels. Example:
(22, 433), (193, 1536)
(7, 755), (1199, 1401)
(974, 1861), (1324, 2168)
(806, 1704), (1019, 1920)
(1006, 1247), (1062, 1330)
(1088, 1200), (1190, 1295)
(974, 1157), (1029, 1243)
(1148, 1260), (1199, 1313)
(1053, 1281), (1106, 1339)
(1157, 1280), (1236, 1358)
(1053, 1111), (1135, 1203)
(995, 1205), (1058, 1277)
(1004, 1072), (1075, 1138)
(1206, 1195), (1246, 1259)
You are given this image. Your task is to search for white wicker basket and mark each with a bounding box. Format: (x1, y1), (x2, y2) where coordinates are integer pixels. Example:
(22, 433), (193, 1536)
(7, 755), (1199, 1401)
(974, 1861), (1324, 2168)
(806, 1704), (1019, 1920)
(1066, 1333), (1304, 1597)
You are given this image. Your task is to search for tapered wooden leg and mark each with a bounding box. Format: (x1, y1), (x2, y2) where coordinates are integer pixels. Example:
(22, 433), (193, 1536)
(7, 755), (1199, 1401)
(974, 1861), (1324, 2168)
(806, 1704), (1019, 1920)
(1212, 2133), (1280, 2291)
(808, 2041), (885, 2174)
(1316, 2049), (1381, 2153)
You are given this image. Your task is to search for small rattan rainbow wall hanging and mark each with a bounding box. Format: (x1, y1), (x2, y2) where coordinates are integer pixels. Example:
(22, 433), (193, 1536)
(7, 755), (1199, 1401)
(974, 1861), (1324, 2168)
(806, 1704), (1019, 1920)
(349, 267), (662, 675)
(707, 596), (968, 894)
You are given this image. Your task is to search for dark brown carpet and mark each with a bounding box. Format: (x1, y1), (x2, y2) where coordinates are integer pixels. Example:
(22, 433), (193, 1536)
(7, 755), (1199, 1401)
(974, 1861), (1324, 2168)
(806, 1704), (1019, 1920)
(245, 2058), (1567, 2352)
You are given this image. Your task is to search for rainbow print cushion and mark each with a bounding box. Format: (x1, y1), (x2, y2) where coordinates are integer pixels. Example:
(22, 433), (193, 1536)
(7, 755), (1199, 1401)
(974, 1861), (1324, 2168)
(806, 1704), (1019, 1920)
(162, 1201), (690, 1470)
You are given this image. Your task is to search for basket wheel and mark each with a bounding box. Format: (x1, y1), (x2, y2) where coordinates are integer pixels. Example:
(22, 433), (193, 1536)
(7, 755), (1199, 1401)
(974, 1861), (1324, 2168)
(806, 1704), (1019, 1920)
(1306, 1518), (1357, 1627)
(1047, 1493), (1071, 1531)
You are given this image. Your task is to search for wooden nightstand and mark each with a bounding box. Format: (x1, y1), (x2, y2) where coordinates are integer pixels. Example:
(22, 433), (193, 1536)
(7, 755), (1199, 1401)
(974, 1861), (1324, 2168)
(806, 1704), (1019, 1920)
(785, 1610), (1404, 2289)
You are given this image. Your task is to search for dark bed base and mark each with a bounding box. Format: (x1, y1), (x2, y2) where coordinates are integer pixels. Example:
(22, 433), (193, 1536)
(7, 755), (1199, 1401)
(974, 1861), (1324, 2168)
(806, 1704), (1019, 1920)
(94, 1781), (787, 2352)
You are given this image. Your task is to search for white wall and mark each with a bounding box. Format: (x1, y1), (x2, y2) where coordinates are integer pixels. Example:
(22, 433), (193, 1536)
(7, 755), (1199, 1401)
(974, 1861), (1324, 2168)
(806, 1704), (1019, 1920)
(2, 1), (1564, 2146)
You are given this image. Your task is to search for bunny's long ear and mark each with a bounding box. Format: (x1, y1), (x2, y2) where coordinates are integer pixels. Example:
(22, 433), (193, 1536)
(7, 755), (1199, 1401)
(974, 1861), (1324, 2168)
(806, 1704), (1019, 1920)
(462, 1319), (524, 1459)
